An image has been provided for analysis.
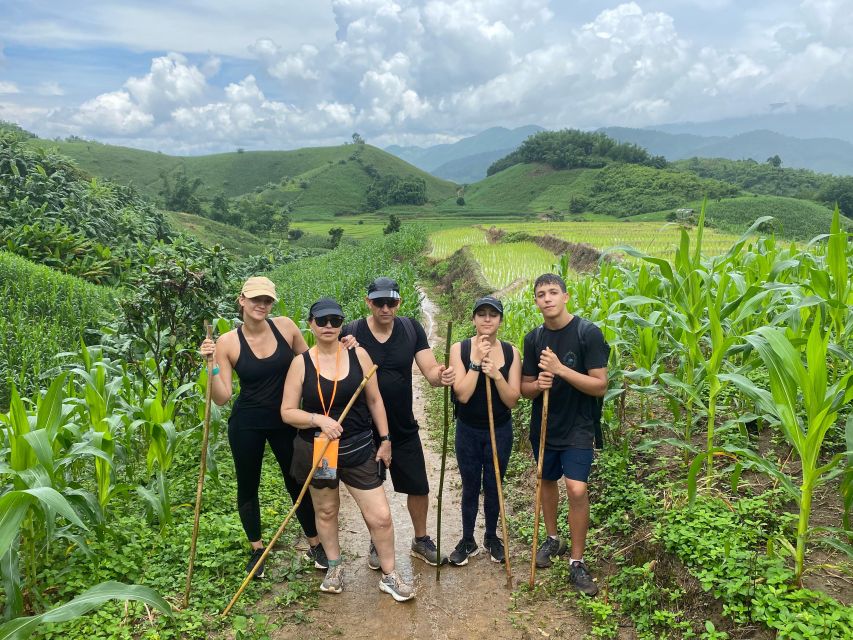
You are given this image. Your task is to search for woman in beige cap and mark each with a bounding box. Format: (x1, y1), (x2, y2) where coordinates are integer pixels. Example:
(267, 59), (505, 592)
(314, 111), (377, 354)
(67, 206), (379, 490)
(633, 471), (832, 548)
(200, 276), (335, 579)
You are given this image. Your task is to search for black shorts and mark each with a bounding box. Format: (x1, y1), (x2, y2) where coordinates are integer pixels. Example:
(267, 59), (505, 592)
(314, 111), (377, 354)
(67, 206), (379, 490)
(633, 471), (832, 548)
(387, 434), (429, 496)
(291, 435), (383, 491)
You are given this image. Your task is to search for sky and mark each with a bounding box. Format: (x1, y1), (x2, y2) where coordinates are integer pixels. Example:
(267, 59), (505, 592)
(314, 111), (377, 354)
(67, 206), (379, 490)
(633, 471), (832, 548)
(1, 0), (851, 154)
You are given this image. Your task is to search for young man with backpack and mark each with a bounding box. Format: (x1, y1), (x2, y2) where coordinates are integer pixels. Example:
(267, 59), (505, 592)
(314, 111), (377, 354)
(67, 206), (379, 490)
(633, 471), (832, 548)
(521, 273), (609, 596)
(342, 277), (456, 568)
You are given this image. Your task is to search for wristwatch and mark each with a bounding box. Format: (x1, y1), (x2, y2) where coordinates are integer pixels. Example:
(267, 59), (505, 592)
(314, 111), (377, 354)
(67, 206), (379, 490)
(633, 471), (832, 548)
(469, 361), (482, 372)
(379, 434), (391, 442)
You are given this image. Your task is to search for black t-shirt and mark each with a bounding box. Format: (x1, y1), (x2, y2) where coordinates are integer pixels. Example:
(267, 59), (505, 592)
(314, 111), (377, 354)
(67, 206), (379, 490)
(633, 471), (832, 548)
(522, 316), (609, 450)
(342, 317), (430, 441)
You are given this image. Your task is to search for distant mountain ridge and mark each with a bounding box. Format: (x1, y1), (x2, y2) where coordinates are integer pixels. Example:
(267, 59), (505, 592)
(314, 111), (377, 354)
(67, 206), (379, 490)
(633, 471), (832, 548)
(599, 127), (853, 176)
(386, 125), (543, 183)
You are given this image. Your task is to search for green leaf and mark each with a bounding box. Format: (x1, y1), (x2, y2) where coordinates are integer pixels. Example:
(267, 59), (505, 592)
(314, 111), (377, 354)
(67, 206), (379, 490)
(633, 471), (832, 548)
(0, 581), (172, 640)
(0, 493), (32, 555)
(36, 373), (67, 438)
(22, 487), (87, 531)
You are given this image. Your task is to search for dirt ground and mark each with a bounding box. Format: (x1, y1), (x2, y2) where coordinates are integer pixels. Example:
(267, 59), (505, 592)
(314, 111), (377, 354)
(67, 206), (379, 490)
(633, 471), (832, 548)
(273, 292), (586, 640)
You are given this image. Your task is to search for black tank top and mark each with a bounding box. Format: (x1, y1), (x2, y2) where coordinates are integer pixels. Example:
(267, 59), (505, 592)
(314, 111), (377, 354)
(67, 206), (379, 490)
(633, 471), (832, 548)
(231, 319), (294, 428)
(299, 348), (373, 466)
(456, 339), (514, 429)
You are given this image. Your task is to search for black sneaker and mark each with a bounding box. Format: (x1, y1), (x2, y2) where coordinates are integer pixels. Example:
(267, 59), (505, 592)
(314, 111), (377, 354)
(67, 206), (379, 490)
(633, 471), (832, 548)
(305, 543), (329, 570)
(535, 536), (566, 568)
(448, 538), (479, 566)
(246, 547), (266, 579)
(410, 536), (449, 566)
(484, 535), (505, 564)
(570, 560), (599, 596)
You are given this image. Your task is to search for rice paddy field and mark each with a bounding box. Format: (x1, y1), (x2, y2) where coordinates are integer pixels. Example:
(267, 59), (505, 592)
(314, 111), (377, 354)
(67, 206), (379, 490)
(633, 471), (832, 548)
(469, 242), (558, 289)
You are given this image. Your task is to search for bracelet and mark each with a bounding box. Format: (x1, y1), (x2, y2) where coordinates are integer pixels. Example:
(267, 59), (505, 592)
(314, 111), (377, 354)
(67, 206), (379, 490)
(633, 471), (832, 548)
(211, 364), (220, 376)
(379, 434), (391, 443)
(309, 413), (316, 427)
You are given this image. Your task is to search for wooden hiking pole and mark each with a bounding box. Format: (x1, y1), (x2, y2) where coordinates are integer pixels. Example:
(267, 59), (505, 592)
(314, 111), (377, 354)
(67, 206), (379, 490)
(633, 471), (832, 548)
(485, 377), (512, 588)
(222, 364), (378, 616)
(183, 321), (214, 609)
(435, 320), (453, 581)
(529, 389), (550, 588)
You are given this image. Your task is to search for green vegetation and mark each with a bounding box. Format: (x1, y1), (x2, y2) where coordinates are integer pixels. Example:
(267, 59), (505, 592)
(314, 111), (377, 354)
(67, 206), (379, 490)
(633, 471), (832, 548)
(702, 195), (847, 240)
(164, 211), (268, 256)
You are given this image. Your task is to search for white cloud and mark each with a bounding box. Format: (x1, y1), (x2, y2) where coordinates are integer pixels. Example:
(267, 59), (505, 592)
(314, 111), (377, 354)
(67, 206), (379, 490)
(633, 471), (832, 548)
(252, 40), (320, 80)
(0, 81), (20, 94)
(36, 81), (64, 96)
(72, 90), (154, 135)
(124, 53), (207, 118)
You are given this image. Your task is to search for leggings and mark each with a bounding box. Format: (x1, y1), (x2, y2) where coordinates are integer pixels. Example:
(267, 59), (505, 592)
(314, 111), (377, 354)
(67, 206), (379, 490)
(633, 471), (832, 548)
(227, 421), (317, 542)
(454, 418), (512, 540)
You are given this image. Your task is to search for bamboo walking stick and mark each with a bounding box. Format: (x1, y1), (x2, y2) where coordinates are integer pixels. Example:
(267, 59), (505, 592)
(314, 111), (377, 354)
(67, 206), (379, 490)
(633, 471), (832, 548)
(183, 321), (214, 608)
(435, 320), (453, 581)
(485, 376), (512, 588)
(222, 364), (379, 616)
(529, 389), (549, 588)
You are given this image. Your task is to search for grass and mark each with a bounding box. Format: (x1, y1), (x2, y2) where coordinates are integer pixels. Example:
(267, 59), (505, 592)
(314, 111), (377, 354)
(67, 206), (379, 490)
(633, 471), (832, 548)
(702, 195), (846, 241)
(165, 211), (271, 256)
(469, 242), (558, 289)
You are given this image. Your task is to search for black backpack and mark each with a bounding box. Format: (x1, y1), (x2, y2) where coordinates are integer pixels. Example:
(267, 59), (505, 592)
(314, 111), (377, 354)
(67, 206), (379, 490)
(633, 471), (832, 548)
(533, 317), (610, 449)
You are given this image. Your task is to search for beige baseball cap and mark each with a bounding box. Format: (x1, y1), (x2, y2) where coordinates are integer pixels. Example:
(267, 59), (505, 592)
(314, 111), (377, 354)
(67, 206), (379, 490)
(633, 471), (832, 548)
(241, 276), (278, 301)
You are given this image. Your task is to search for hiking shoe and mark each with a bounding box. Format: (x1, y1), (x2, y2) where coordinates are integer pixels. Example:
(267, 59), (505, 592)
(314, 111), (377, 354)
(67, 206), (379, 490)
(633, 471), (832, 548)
(379, 570), (415, 602)
(448, 538), (480, 566)
(246, 547), (266, 579)
(320, 563), (344, 594)
(411, 536), (449, 566)
(367, 540), (381, 571)
(484, 535), (505, 564)
(535, 536), (566, 568)
(305, 542), (329, 570)
(570, 560), (599, 596)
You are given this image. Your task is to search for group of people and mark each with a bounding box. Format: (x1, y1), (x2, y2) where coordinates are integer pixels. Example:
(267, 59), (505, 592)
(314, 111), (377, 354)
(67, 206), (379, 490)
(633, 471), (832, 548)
(199, 272), (608, 603)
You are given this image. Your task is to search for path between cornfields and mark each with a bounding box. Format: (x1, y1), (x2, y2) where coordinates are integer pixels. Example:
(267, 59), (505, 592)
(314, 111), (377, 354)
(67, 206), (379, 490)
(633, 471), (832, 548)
(273, 291), (586, 640)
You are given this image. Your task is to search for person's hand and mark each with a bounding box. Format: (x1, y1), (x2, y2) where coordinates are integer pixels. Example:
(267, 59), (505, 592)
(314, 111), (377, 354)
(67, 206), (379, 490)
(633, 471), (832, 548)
(200, 337), (215, 360)
(376, 440), (391, 467)
(316, 415), (343, 440)
(481, 355), (499, 380)
(537, 371), (554, 390)
(439, 364), (456, 386)
(470, 334), (491, 362)
(538, 347), (564, 375)
(340, 334), (359, 350)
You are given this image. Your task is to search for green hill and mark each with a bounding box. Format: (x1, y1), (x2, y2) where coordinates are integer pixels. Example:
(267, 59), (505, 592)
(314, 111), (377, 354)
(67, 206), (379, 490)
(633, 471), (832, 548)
(163, 211), (269, 256)
(703, 196), (847, 240)
(27, 139), (457, 208)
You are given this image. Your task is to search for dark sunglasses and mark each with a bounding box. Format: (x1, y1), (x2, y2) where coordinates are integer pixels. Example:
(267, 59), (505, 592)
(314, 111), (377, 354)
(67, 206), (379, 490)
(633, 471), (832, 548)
(313, 315), (344, 328)
(372, 298), (400, 309)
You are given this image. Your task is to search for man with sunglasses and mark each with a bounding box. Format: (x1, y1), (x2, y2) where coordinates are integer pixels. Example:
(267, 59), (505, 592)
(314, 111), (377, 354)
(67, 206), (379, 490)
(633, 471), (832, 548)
(342, 276), (456, 568)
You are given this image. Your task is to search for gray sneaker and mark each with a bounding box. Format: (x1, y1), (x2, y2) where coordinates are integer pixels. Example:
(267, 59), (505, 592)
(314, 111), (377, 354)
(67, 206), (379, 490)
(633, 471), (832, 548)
(379, 570), (415, 602)
(320, 563), (344, 594)
(535, 536), (566, 568)
(570, 560), (599, 596)
(410, 536), (449, 566)
(367, 540), (381, 571)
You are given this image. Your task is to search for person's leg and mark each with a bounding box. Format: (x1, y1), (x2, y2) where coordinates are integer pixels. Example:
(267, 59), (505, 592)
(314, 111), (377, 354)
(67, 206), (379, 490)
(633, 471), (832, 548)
(310, 486), (341, 560)
(227, 423), (267, 549)
(565, 478), (590, 559)
(454, 420), (485, 540)
(267, 427), (319, 545)
(347, 485), (395, 573)
(407, 494), (428, 538)
(483, 421), (512, 538)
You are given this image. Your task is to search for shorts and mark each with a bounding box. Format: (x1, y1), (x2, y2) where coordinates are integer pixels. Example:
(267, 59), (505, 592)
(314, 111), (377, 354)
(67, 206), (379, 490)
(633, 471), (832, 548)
(387, 434), (429, 496)
(531, 446), (594, 483)
(291, 435), (383, 491)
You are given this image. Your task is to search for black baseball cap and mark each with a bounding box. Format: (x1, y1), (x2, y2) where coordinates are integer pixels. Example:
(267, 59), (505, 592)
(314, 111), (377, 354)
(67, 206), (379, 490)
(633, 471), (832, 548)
(367, 276), (401, 300)
(473, 296), (503, 315)
(309, 297), (344, 319)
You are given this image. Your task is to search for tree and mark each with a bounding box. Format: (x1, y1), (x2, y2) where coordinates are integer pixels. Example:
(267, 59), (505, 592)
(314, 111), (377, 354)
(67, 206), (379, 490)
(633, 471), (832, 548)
(456, 196), (465, 206)
(159, 168), (204, 215)
(210, 192), (231, 224)
(352, 132), (365, 145)
(383, 214), (401, 235)
(328, 227), (344, 248)
(766, 154), (782, 168)
(818, 176), (853, 219)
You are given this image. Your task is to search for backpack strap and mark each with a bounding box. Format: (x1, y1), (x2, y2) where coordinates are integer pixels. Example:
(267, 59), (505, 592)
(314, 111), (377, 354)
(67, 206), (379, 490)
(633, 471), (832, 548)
(401, 316), (418, 351)
(501, 340), (513, 370)
(460, 338), (471, 368)
(574, 317), (606, 450)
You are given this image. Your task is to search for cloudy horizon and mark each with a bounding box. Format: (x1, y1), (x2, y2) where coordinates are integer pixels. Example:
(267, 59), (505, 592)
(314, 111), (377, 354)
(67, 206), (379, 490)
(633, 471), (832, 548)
(1, 0), (851, 155)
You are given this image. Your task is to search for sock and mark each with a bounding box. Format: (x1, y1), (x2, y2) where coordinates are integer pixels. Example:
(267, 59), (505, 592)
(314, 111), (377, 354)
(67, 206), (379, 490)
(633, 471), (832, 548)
(549, 534), (559, 541)
(570, 558), (583, 565)
(415, 535), (430, 542)
(328, 558), (341, 567)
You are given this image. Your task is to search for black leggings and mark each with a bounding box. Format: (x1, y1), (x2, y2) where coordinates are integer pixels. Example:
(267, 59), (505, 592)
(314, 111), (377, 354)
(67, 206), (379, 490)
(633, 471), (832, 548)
(227, 421), (317, 542)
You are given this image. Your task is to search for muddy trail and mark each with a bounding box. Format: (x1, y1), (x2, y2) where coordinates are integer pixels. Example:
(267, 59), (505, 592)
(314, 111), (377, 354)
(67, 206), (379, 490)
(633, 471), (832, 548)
(272, 290), (585, 640)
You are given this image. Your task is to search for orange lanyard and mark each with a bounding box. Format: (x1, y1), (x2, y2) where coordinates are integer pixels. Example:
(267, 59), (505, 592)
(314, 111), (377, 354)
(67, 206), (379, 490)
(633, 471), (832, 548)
(312, 345), (341, 418)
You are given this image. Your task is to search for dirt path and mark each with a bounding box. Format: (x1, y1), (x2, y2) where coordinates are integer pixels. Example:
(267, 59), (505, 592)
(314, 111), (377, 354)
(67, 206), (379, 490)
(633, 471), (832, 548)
(275, 290), (585, 640)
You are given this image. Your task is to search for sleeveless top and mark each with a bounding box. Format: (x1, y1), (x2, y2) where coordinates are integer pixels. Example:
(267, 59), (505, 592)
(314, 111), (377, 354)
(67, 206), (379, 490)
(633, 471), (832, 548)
(298, 348), (373, 467)
(230, 319), (293, 429)
(456, 339), (514, 429)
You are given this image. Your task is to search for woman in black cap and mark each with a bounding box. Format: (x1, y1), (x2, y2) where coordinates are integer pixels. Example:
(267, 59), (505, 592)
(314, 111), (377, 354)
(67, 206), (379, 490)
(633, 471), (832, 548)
(200, 276), (330, 580)
(447, 296), (521, 566)
(282, 297), (415, 602)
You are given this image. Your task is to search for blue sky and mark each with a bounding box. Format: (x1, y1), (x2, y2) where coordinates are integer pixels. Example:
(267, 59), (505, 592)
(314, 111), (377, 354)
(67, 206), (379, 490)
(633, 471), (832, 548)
(1, 0), (850, 154)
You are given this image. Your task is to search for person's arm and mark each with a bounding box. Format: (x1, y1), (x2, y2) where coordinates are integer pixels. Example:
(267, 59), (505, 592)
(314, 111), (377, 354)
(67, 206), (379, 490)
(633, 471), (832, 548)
(483, 345), (521, 408)
(281, 356), (344, 439)
(200, 330), (237, 406)
(415, 347), (455, 387)
(357, 348), (391, 467)
(275, 315), (309, 355)
(520, 332), (549, 399)
(538, 347), (608, 397)
(449, 341), (477, 403)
